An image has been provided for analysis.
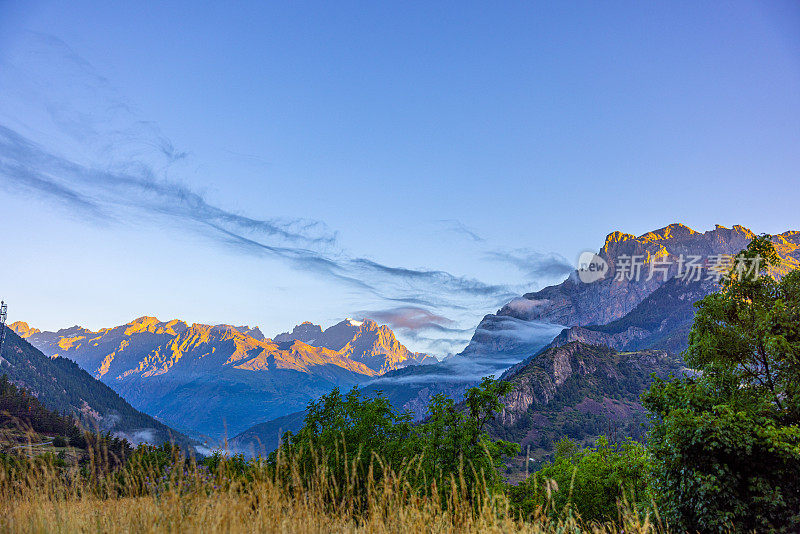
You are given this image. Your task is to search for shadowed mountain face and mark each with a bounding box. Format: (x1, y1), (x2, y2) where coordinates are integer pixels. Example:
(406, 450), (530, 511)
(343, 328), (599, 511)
(275, 318), (436, 373)
(489, 341), (686, 460)
(461, 224), (800, 359)
(11, 317), (432, 439)
(536, 277), (718, 357)
(273, 322), (322, 344)
(0, 328), (193, 448)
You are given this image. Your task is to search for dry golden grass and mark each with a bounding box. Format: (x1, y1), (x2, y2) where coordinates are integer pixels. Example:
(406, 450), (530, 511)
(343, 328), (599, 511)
(0, 444), (664, 534)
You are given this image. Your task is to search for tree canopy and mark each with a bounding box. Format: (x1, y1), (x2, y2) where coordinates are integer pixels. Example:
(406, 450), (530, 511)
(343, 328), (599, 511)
(642, 235), (800, 532)
(268, 377), (519, 506)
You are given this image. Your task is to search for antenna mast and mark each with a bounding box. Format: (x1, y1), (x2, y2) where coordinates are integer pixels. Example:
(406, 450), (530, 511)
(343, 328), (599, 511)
(0, 301), (7, 358)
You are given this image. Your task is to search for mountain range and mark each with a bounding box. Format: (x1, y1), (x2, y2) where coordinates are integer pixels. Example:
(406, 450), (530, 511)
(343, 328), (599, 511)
(462, 224), (800, 358)
(232, 224), (799, 456)
(12, 223), (798, 458)
(11, 317), (433, 439)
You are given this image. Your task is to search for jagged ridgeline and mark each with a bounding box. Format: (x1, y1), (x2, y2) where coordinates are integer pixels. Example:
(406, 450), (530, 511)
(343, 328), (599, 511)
(0, 328), (192, 448)
(11, 317), (434, 439)
(463, 224), (800, 358)
(350, 225), (800, 420)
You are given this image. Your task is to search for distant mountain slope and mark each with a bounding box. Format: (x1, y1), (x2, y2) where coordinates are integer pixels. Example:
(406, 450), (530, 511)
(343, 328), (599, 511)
(539, 277), (716, 356)
(0, 328), (192, 447)
(12, 316), (433, 439)
(230, 360), (468, 456)
(233, 225), (797, 460)
(490, 341), (685, 457)
(461, 224), (800, 359)
(232, 278), (705, 455)
(273, 322), (322, 344)
(317, 225), (795, 422)
(1, 374), (81, 440)
(231, 409), (306, 457)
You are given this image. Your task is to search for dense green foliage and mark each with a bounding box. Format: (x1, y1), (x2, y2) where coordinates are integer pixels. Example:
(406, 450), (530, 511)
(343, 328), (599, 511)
(269, 377), (519, 504)
(642, 236), (800, 533)
(509, 437), (653, 523)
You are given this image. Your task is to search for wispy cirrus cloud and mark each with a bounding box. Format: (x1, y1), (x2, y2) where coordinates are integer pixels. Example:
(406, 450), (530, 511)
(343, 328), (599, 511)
(357, 306), (458, 332)
(0, 66), (518, 319)
(0, 33), (568, 356)
(0, 122), (517, 310)
(0, 125), (334, 246)
(485, 248), (574, 280)
(438, 219), (485, 243)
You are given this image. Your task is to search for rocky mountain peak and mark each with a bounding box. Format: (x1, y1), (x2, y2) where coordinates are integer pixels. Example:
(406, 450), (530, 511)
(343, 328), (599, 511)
(274, 322), (323, 344)
(9, 321), (40, 338)
(313, 319), (361, 351)
(124, 316), (189, 336)
(603, 231), (636, 247)
(461, 224), (800, 358)
(233, 325), (266, 341)
(638, 223), (697, 242)
(55, 325), (92, 337)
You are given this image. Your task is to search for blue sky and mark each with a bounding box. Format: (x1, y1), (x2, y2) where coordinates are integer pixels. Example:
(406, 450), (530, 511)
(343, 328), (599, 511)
(0, 1), (798, 355)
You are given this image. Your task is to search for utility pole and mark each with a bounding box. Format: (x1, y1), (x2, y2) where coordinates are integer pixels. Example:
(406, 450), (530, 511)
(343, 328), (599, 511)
(525, 444), (530, 479)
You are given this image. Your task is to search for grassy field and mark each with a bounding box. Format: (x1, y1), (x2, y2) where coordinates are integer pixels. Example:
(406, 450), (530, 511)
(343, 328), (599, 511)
(2, 493), (661, 534)
(0, 442), (664, 534)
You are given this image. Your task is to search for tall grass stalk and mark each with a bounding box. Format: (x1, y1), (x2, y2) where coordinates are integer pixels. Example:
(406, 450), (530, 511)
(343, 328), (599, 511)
(0, 440), (665, 533)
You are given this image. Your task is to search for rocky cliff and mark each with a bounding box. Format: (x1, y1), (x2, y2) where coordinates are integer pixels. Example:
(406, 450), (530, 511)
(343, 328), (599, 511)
(462, 224), (800, 358)
(489, 341), (685, 456)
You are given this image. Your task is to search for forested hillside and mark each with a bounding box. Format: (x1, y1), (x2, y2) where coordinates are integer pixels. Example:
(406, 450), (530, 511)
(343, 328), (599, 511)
(0, 328), (191, 447)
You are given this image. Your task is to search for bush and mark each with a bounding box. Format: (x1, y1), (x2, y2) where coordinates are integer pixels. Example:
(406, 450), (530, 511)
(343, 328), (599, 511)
(52, 436), (68, 448)
(643, 377), (800, 532)
(508, 436), (654, 523)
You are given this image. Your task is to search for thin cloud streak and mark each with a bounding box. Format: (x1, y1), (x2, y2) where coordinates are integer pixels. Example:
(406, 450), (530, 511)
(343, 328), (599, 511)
(0, 124), (333, 247)
(0, 33), (570, 356)
(357, 306), (458, 331)
(438, 219), (485, 242)
(0, 124), (519, 314)
(485, 248), (574, 280)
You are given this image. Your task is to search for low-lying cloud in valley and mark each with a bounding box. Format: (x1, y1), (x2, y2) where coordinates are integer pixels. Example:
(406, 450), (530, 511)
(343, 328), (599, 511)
(113, 429), (157, 447)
